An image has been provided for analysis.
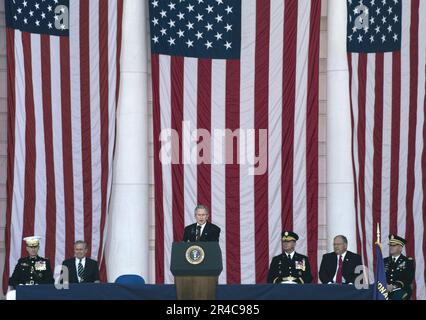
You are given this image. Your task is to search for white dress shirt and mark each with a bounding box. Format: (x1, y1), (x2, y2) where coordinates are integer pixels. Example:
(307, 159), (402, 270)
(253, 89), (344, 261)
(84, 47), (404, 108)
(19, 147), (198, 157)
(392, 255), (400, 263)
(332, 251), (347, 283)
(284, 251), (295, 259)
(196, 223), (207, 238)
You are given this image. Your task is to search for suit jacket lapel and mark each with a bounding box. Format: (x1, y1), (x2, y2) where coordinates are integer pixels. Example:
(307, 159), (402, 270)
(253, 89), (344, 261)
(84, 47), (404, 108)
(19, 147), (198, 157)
(330, 252), (338, 273)
(342, 252), (350, 275)
(71, 258), (78, 282)
(200, 223), (209, 240)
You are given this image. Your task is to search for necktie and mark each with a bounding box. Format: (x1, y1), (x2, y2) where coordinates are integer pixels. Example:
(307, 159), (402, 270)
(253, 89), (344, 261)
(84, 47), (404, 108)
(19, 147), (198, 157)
(336, 255), (343, 284)
(196, 225), (202, 241)
(287, 254), (292, 261)
(78, 259), (84, 282)
(393, 257), (397, 263)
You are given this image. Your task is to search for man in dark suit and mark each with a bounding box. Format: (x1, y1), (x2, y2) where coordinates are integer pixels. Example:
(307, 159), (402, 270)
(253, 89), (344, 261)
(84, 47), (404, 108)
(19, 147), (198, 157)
(319, 235), (363, 284)
(9, 236), (54, 289)
(183, 205), (221, 242)
(267, 231), (313, 284)
(62, 241), (100, 283)
(384, 234), (415, 300)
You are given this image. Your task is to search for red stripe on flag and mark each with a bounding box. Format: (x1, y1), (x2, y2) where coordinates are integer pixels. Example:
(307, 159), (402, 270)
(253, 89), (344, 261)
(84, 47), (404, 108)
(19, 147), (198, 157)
(226, 60), (241, 284)
(281, 0), (297, 231)
(98, 0), (109, 265)
(79, 0), (93, 255)
(372, 53), (384, 273)
(357, 54), (369, 267)
(40, 35), (57, 263)
(307, 0), (321, 283)
(60, 37), (75, 259)
(21, 32), (36, 256)
(116, 0), (123, 107)
(389, 52), (401, 234)
(152, 54), (165, 283)
(171, 56), (185, 242)
(405, 0), (420, 297)
(3, 29), (16, 294)
(197, 59), (212, 212)
(254, 0), (270, 284)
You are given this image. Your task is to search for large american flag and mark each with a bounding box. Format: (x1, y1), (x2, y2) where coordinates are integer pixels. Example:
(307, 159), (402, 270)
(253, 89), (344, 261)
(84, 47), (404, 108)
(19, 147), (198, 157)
(348, 0), (426, 299)
(151, 0), (321, 284)
(3, 0), (123, 291)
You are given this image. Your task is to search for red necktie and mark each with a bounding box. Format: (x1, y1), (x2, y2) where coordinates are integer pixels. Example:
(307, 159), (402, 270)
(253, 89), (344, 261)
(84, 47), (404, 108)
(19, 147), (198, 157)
(336, 255), (343, 284)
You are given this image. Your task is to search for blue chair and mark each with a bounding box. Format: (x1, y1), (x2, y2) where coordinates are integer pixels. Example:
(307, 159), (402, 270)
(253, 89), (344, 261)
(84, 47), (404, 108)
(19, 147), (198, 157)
(114, 274), (146, 285)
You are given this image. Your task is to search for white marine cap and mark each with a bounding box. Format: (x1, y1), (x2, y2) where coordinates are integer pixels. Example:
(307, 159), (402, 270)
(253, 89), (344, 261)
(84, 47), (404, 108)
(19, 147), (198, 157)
(23, 236), (42, 247)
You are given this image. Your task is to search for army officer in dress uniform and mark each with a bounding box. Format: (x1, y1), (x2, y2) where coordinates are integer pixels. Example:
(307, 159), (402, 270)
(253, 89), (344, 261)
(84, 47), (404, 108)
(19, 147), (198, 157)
(384, 234), (415, 300)
(8, 236), (54, 290)
(267, 231), (313, 284)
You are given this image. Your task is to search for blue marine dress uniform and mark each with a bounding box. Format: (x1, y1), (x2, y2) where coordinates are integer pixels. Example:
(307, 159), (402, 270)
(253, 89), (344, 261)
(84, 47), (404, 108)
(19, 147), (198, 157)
(267, 231), (313, 284)
(8, 237), (54, 288)
(384, 235), (415, 300)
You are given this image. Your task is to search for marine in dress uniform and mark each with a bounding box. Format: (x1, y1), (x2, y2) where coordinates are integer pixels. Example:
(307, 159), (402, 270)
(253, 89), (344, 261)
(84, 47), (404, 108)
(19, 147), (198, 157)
(384, 234), (415, 300)
(267, 231), (313, 284)
(8, 236), (54, 289)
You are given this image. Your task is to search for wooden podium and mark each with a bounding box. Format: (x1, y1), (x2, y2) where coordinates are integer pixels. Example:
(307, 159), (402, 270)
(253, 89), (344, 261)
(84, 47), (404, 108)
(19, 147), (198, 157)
(171, 242), (223, 300)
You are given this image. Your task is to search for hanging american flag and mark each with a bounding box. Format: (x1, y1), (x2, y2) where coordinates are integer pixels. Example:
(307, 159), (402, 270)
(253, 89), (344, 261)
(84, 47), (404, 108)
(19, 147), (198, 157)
(3, 0), (123, 292)
(151, 0), (321, 284)
(348, 0), (426, 299)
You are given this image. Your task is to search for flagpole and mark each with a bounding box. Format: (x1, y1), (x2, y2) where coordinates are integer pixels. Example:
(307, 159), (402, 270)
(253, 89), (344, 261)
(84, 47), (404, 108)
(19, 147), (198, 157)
(376, 223), (380, 244)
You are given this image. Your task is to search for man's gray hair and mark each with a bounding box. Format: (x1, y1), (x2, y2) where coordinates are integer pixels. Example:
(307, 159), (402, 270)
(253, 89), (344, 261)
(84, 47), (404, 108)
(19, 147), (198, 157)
(334, 235), (348, 244)
(74, 240), (88, 249)
(194, 204), (209, 214)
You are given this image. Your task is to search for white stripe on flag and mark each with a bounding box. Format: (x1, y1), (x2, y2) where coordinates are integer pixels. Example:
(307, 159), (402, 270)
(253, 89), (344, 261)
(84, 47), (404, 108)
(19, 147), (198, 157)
(211, 59), (227, 284)
(31, 34), (47, 258)
(380, 52), (392, 257)
(183, 57), (198, 227)
(159, 55), (174, 284)
(89, 0), (102, 257)
(50, 36), (66, 268)
(70, 0), (84, 243)
(239, 0), (256, 285)
(268, 0), (284, 261)
(397, 0), (411, 237)
(293, 0), (310, 255)
(10, 31), (26, 270)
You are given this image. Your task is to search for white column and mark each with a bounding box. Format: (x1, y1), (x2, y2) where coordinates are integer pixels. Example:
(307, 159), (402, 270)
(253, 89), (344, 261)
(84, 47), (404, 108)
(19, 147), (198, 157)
(106, 0), (150, 282)
(326, 0), (357, 252)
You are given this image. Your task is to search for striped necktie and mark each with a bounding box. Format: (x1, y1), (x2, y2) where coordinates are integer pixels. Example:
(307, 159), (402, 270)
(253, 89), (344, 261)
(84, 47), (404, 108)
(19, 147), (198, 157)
(78, 259), (84, 282)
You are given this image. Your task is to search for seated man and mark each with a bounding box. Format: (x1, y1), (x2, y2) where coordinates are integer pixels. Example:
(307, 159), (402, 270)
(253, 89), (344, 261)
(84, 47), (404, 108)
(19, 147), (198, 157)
(319, 235), (363, 284)
(183, 205), (220, 242)
(384, 234), (415, 300)
(62, 240), (100, 283)
(9, 236), (54, 289)
(267, 231), (312, 284)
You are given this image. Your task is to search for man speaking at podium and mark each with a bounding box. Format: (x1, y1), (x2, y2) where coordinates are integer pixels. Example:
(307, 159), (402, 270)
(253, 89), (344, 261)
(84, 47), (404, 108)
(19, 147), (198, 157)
(183, 205), (221, 242)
